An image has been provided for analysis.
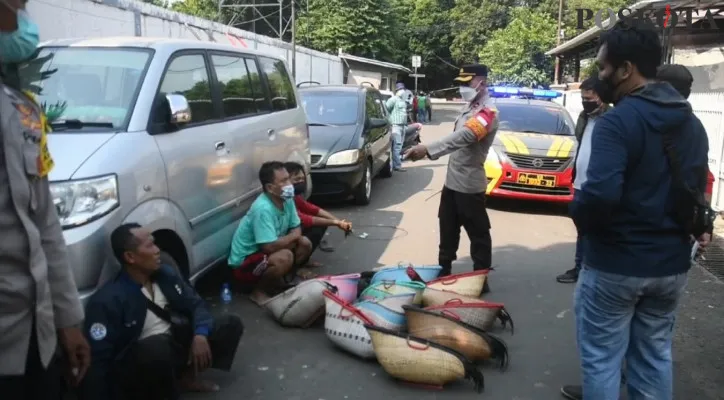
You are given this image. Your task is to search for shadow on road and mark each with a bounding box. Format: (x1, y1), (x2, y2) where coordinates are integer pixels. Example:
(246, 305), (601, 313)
(487, 197), (569, 217)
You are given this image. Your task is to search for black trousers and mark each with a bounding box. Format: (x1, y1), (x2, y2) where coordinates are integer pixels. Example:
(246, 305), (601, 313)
(0, 324), (62, 400)
(116, 314), (244, 400)
(438, 186), (492, 274)
(303, 225), (327, 254)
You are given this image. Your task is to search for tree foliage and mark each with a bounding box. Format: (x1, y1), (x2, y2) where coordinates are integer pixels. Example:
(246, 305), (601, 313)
(448, 0), (516, 64)
(479, 7), (557, 86)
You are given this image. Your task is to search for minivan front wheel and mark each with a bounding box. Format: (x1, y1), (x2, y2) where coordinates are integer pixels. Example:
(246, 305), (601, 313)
(354, 161), (372, 205)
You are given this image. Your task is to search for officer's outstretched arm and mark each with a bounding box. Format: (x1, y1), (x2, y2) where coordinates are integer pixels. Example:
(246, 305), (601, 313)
(426, 108), (498, 160)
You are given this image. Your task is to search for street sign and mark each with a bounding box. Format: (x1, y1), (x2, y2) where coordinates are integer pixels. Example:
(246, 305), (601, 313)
(410, 73), (426, 78)
(411, 55), (421, 68)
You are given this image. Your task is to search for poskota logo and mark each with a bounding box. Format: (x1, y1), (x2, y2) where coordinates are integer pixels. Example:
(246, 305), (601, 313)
(575, 5), (722, 31)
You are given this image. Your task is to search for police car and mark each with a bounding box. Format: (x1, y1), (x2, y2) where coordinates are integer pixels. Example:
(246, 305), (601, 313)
(484, 87), (578, 203)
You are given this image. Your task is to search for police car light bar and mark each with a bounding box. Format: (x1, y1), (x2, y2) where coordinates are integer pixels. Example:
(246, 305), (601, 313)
(489, 86), (562, 99)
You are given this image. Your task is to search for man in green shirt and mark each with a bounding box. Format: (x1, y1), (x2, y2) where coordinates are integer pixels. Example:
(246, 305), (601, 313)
(385, 82), (409, 172)
(228, 161), (313, 305)
(417, 93), (428, 123)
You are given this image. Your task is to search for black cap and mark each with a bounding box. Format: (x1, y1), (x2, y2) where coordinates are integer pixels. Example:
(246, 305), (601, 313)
(657, 64), (693, 98)
(454, 64), (489, 83)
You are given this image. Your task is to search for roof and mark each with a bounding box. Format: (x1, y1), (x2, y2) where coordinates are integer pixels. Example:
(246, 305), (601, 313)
(545, 0), (724, 56)
(338, 51), (412, 73)
(38, 37), (286, 61)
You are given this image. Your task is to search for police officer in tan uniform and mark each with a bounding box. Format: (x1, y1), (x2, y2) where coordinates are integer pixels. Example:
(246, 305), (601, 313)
(0, 1), (90, 398)
(405, 65), (499, 284)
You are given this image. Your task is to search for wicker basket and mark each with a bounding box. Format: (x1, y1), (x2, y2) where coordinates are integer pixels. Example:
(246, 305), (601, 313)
(370, 265), (443, 284)
(354, 292), (416, 313)
(315, 273), (361, 303)
(322, 290), (376, 359)
(355, 300), (407, 331)
(403, 305), (509, 369)
(263, 280), (337, 328)
(359, 281), (425, 304)
(425, 270), (489, 298)
(421, 288), (482, 307)
(425, 300), (514, 334)
(365, 324), (484, 392)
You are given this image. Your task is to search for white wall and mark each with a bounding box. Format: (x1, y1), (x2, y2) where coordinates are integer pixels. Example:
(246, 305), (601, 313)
(27, 0), (344, 85)
(348, 69), (382, 88)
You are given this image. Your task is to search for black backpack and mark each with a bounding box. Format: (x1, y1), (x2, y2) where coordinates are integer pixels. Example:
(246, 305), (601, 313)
(662, 122), (716, 237)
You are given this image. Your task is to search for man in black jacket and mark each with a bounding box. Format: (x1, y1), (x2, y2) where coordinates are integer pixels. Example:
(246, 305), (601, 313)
(556, 76), (610, 284)
(80, 223), (244, 400)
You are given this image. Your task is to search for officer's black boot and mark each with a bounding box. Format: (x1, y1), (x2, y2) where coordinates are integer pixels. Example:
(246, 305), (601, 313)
(438, 261), (452, 278)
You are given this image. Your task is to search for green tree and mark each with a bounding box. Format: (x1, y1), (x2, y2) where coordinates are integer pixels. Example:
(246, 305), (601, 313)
(479, 7), (558, 86)
(405, 0), (456, 88)
(448, 0), (515, 64)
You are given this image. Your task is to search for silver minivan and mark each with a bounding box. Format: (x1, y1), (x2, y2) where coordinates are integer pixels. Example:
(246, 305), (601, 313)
(19, 37), (312, 302)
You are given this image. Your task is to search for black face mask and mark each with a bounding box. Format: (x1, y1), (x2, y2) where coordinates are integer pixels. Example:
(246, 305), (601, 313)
(598, 68), (625, 105)
(581, 100), (600, 115)
(293, 182), (307, 196)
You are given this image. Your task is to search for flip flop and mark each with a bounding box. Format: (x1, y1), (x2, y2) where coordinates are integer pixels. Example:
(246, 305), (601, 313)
(296, 268), (318, 280)
(306, 260), (324, 269)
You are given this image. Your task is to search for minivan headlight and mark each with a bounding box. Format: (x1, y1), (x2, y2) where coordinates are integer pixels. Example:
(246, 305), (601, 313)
(486, 148), (501, 168)
(326, 149), (361, 166)
(50, 174), (119, 229)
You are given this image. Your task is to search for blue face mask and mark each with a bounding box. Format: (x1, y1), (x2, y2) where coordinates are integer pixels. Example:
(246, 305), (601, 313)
(0, 10), (40, 64)
(280, 184), (295, 199)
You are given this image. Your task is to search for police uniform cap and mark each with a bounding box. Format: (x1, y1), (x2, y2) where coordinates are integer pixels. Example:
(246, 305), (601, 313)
(454, 64), (489, 83)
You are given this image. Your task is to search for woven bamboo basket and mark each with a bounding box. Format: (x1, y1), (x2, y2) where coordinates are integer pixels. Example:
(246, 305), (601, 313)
(403, 305), (509, 369)
(355, 300), (406, 331)
(365, 324), (484, 392)
(315, 273), (361, 303)
(322, 290), (376, 359)
(421, 288), (482, 307)
(354, 292), (416, 313)
(425, 270), (489, 297)
(370, 265), (443, 284)
(425, 300), (514, 334)
(263, 280), (337, 328)
(359, 281), (425, 304)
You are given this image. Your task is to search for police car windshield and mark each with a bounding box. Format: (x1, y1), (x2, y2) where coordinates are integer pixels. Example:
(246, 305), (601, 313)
(300, 91), (359, 126)
(18, 46), (153, 132)
(495, 103), (574, 136)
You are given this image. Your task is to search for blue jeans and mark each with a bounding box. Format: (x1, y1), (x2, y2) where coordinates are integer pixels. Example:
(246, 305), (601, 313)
(417, 108), (426, 123)
(391, 124), (404, 169)
(574, 267), (687, 400)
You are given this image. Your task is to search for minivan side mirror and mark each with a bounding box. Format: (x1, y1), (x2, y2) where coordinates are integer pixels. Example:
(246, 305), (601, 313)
(166, 93), (192, 125)
(368, 117), (388, 129)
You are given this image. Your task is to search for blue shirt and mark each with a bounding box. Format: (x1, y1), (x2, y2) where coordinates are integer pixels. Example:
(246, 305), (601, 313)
(228, 193), (301, 267)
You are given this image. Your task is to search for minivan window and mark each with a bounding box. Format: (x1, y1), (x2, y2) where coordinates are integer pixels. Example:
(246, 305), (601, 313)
(366, 91), (383, 119)
(159, 54), (215, 124)
(258, 57), (297, 112)
(300, 91), (358, 125)
(495, 103), (575, 136)
(211, 54), (256, 118)
(19, 47), (152, 131)
(244, 58), (271, 113)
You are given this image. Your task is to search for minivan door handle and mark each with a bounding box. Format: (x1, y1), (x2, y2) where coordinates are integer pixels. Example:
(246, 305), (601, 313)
(215, 141), (226, 151)
(267, 129), (275, 137)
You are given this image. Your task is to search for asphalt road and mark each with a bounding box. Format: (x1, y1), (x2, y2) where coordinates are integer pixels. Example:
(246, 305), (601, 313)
(193, 105), (724, 400)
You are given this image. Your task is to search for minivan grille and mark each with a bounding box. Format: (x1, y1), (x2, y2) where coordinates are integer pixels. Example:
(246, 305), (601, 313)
(506, 153), (571, 172)
(499, 182), (572, 196)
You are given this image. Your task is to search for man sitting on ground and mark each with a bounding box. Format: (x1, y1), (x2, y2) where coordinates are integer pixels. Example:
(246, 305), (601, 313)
(284, 162), (353, 267)
(228, 161), (314, 305)
(81, 223), (244, 400)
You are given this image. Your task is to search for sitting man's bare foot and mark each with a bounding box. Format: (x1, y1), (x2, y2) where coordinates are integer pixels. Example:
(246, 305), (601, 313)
(180, 378), (220, 393)
(306, 260), (323, 269)
(296, 267), (317, 280)
(249, 289), (270, 306)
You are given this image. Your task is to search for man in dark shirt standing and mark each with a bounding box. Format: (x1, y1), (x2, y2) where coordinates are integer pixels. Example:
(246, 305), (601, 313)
(566, 22), (710, 400)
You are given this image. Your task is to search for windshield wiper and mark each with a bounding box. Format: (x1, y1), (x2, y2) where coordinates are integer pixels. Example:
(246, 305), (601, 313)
(50, 119), (115, 130)
(307, 122), (339, 128)
(518, 130), (548, 134)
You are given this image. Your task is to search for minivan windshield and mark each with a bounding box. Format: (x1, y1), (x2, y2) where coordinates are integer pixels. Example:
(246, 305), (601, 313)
(19, 47), (153, 132)
(300, 91), (359, 126)
(495, 103), (575, 136)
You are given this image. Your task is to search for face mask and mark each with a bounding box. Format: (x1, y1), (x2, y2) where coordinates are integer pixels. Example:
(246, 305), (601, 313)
(581, 100), (600, 115)
(280, 184), (295, 199)
(598, 68), (626, 105)
(0, 10), (40, 64)
(293, 182), (307, 196)
(459, 86), (478, 102)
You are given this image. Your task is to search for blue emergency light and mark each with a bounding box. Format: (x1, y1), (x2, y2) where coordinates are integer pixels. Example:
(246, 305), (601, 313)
(489, 86), (562, 100)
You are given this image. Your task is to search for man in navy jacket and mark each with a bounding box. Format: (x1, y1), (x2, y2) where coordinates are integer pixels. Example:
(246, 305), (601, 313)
(80, 223), (244, 400)
(568, 22), (710, 400)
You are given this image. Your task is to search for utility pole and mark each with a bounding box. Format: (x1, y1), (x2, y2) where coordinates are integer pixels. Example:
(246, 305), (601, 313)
(291, 0), (296, 78)
(554, 0), (564, 84)
(279, 0), (283, 40)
